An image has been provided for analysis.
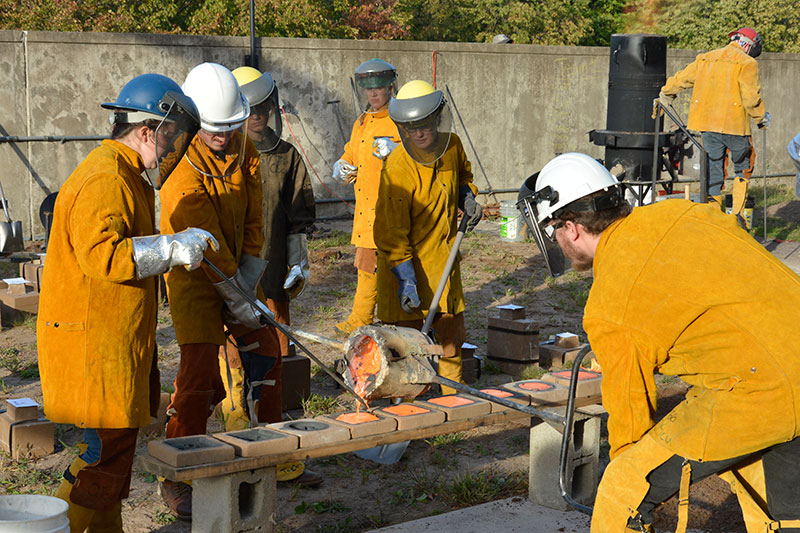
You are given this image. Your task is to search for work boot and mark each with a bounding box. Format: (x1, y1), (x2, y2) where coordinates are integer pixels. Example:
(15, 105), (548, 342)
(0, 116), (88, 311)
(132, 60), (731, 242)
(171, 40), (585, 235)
(159, 480), (192, 520)
(336, 269), (377, 334)
(55, 456), (96, 533)
(87, 502), (123, 532)
(277, 461), (323, 488)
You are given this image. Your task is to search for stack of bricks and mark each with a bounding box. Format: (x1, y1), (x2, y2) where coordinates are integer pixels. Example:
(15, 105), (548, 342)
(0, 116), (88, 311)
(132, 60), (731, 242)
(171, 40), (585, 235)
(538, 332), (590, 369)
(486, 304), (539, 376)
(460, 342), (481, 384)
(0, 398), (54, 460)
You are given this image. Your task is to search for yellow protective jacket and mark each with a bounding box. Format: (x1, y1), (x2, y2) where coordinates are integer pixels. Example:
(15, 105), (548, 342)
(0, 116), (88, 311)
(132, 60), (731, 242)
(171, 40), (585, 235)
(585, 199), (800, 462)
(160, 132), (263, 345)
(662, 42), (766, 136)
(37, 140), (157, 429)
(341, 107), (400, 248)
(374, 134), (476, 323)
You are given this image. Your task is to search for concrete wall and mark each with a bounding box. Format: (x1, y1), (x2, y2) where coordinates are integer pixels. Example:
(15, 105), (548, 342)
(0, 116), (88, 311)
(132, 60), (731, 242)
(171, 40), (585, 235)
(2, 30), (799, 238)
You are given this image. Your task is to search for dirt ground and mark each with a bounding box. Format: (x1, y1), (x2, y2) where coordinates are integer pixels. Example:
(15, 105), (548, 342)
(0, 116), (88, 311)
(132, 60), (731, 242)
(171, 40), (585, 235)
(2, 190), (797, 532)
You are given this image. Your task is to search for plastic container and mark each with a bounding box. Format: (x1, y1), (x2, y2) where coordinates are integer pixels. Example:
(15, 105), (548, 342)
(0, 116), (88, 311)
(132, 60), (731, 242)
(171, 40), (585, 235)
(0, 495), (69, 532)
(724, 194), (755, 229)
(499, 201), (524, 242)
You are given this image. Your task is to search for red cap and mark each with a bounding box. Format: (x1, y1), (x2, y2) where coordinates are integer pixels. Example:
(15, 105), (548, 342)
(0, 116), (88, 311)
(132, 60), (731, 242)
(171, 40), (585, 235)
(729, 27), (759, 41)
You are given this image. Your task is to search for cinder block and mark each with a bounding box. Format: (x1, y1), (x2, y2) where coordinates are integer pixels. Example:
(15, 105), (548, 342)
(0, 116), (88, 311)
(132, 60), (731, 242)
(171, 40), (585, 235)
(529, 411), (600, 510)
(281, 355), (310, 412)
(538, 342), (588, 369)
(478, 387), (531, 413)
(505, 380), (569, 407)
(495, 304), (526, 320)
(485, 357), (538, 377)
(147, 435), (235, 467)
(269, 419), (350, 448)
(375, 402), (446, 430)
(0, 413), (54, 460)
(320, 411), (397, 438)
(5, 398), (40, 421)
(417, 394), (491, 421)
(193, 465), (276, 533)
(541, 370), (602, 398)
(461, 353), (481, 384)
(214, 427), (299, 457)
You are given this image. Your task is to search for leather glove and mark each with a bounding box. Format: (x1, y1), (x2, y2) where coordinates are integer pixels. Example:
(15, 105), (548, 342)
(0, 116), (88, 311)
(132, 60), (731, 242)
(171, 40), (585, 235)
(283, 233), (309, 299)
(757, 111), (771, 129)
(652, 91), (676, 118)
(131, 227), (219, 279)
(372, 137), (399, 160)
(213, 254), (274, 330)
(332, 158), (357, 184)
(390, 260), (421, 314)
(458, 185), (482, 231)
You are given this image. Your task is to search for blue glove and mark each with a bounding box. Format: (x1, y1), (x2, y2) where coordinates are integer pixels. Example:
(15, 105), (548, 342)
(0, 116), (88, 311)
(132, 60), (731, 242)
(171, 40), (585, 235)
(390, 260), (421, 314)
(458, 185), (482, 231)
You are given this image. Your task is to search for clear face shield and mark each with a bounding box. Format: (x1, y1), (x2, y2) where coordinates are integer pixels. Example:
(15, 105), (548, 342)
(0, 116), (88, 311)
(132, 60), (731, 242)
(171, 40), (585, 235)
(184, 121), (249, 181)
(517, 173), (569, 277)
(145, 91), (201, 190)
(396, 104), (453, 167)
(247, 90), (282, 152)
(357, 82), (396, 113)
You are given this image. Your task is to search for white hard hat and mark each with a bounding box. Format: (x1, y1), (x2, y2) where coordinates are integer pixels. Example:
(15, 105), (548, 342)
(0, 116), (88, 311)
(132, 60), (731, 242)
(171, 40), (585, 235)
(182, 63), (249, 133)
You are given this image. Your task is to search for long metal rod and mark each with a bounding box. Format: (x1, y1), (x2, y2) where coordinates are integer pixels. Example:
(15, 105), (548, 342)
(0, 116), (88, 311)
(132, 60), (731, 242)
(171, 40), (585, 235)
(445, 85), (498, 204)
(201, 257), (367, 409)
(349, 77), (360, 117)
(651, 107), (660, 204)
(0, 135), (107, 143)
(432, 376), (566, 425)
(421, 215), (469, 336)
(558, 346), (594, 515)
(763, 127), (768, 241)
(248, 0), (257, 69)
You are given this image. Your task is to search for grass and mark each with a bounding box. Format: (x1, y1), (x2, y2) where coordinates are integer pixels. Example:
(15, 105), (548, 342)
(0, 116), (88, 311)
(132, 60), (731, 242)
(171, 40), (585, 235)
(308, 230), (351, 250)
(442, 468), (527, 507)
(19, 364), (39, 379)
(748, 182), (800, 240)
(302, 393), (340, 417)
(520, 365), (546, 380)
(482, 360), (502, 375)
(426, 432), (465, 448)
(0, 347), (26, 373)
(0, 456), (62, 495)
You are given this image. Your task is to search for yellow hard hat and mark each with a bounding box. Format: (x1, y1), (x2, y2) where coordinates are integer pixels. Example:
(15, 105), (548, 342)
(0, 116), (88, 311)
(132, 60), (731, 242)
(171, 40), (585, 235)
(232, 66), (276, 107)
(396, 80), (436, 100)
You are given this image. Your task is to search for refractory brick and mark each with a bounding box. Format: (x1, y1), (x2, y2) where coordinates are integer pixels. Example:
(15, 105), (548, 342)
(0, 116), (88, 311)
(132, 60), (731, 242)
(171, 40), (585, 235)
(541, 369), (603, 398)
(5, 398), (40, 422)
(417, 394), (491, 421)
(504, 380), (569, 407)
(0, 413), (54, 460)
(213, 427), (299, 457)
(375, 402), (446, 430)
(478, 387), (531, 413)
(147, 435), (235, 467)
(487, 306), (539, 362)
(320, 412), (397, 439)
(269, 419), (351, 448)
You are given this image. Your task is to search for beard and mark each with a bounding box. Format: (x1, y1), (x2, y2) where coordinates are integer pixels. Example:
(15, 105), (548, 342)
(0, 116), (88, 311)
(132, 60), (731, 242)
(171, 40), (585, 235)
(558, 235), (594, 272)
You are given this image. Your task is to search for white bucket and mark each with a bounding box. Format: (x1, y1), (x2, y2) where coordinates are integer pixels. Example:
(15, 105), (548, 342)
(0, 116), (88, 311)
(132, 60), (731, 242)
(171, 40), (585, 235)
(0, 495), (69, 532)
(499, 201), (524, 242)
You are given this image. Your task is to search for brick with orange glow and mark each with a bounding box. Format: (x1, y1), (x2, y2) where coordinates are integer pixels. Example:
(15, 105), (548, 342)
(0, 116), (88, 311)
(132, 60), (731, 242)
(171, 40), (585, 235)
(481, 388), (513, 398)
(383, 404), (430, 416)
(428, 396), (475, 408)
(552, 370), (598, 381)
(519, 381), (554, 391)
(335, 412), (380, 424)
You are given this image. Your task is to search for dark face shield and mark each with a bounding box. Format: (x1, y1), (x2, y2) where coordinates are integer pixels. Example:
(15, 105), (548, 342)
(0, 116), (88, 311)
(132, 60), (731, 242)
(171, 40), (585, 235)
(517, 173), (569, 277)
(248, 90), (282, 152)
(149, 91), (200, 189)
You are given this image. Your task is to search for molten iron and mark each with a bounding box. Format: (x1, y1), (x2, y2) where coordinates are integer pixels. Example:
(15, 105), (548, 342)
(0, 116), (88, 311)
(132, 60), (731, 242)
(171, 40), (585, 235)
(383, 404), (430, 416)
(428, 396), (474, 408)
(336, 412), (380, 424)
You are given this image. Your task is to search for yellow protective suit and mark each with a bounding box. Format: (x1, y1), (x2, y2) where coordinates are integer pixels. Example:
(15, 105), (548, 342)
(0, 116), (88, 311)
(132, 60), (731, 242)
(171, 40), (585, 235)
(661, 42), (766, 136)
(584, 199), (800, 530)
(341, 107), (400, 248)
(38, 140), (157, 429)
(374, 134), (476, 323)
(160, 132), (264, 345)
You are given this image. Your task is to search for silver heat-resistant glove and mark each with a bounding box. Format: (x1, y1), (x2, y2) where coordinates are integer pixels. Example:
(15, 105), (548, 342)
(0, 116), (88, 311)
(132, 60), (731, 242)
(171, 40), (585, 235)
(283, 233), (309, 299)
(213, 254), (274, 330)
(372, 137), (399, 160)
(131, 228), (219, 280)
(332, 158), (357, 184)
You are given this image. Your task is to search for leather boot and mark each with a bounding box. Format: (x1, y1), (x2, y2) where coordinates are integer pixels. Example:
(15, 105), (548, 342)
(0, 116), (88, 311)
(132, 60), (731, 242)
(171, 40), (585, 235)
(336, 269), (377, 334)
(218, 356), (250, 431)
(55, 456), (96, 533)
(158, 480), (192, 520)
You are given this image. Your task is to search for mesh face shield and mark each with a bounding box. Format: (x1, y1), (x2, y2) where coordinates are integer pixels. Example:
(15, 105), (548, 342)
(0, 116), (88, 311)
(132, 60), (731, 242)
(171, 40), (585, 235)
(248, 89), (282, 152)
(517, 172), (569, 277)
(147, 91), (201, 189)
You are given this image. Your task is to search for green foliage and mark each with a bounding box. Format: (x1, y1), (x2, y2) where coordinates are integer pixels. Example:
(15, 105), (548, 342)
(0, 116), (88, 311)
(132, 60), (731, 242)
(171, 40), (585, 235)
(442, 468), (526, 506)
(308, 230), (350, 251)
(302, 393), (340, 417)
(426, 432), (466, 447)
(520, 364), (546, 380)
(0, 347), (25, 374)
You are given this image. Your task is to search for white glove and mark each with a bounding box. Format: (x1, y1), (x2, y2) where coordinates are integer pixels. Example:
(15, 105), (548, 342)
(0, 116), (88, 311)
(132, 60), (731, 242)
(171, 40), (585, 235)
(283, 233), (309, 299)
(213, 254), (274, 330)
(372, 137), (399, 160)
(131, 228), (219, 279)
(332, 159), (357, 184)
(652, 91), (676, 118)
(757, 111), (771, 130)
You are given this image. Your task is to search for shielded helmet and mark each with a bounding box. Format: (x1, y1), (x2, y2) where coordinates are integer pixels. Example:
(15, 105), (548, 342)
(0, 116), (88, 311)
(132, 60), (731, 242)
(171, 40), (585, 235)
(729, 27), (762, 58)
(388, 80), (453, 166)
(101, 73), (200, 189)
(355, 58), (397, 112)
(182, 63), (250, 179)
(517, 153), (626, 277)
(232, 66), (282, 152)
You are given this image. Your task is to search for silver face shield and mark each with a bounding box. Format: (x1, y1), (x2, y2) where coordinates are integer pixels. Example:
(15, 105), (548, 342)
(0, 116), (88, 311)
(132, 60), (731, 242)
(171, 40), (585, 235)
(184, 123), (249, 180)
(517, 173), (569, 277)
(395, 105), (453, 167)
(147, 91), (201, 189)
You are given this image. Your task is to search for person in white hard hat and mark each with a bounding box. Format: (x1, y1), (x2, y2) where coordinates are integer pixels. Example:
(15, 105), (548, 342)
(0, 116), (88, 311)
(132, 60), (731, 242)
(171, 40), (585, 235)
(518, 152), (800, 532)
(158, 62), (282, 519)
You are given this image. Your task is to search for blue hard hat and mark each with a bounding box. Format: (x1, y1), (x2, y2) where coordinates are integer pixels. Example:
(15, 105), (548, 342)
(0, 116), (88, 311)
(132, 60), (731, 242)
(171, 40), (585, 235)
(101, 73), (198, 123)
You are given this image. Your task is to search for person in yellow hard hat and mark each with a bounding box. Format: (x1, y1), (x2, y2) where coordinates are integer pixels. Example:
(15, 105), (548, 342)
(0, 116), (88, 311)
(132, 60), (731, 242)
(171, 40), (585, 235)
(333, 59), (401, 334)
(225, 66), (321, 487)
(518, 152), (800, 532)
(373, 80), (482, 394)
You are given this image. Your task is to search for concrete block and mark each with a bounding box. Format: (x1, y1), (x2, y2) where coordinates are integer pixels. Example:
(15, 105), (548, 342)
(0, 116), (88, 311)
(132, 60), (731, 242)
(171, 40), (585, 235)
(214, 427), (299, 457)
(504, 380), (569, 407)
(417, 394), (491, 421)
(5, 398), (40, 421)
(269, 419), (350, 448)
(485, 357), (538, 377)
(461, 353), (481, 384)
(0, 287), (39, 314)
(541, 370), (602, 398)
(375, 402), (447, 430)
(192, 465), (276, 533)
(0, 413), (54, 460)
(478, 387), (531, 413)
(529, 412), (600, 511)
(281, 355), (310, 412)
(487, 312), (539, 362)
(320, 411), (397, 439)
(538, 342), (588, 369)
(147, 435), (235, 467)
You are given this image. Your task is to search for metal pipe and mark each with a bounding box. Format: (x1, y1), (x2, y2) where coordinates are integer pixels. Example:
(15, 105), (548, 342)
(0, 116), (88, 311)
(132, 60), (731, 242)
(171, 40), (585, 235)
(0, 135), (106, 143)
(421, 216), (468, 336)
(248, 0), (257, 69)
(651, 106), (660, 204)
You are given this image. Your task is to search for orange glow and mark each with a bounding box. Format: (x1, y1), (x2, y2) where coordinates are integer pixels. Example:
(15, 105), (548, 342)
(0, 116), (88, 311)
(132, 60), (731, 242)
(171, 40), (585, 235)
(552, 370), (598, 381)
(519, 381), (554, 391)
(384, 404), (429, 416)
(589, 358), (602, 373)
(348, 335), (382, 401)
(481, 388), (513, 398)
(428, 396), (474, 407)
(336, 412), (380, 424)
